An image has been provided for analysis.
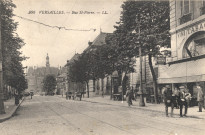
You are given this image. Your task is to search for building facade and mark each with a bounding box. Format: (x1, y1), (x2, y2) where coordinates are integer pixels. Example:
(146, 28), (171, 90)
(56, 66), (67, 95)
(84, 32), (113, 97)
(26, 54), (59, 94)
(66, 53), (86, 94)
(158, 0), (205, 102)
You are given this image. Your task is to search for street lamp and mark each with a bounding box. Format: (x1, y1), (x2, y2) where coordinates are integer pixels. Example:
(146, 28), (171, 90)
(132, 14), (145, 107)
(111, 70), (118, 100)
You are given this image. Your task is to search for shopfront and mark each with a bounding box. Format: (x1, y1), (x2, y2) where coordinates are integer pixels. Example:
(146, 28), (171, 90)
(158, 19), (205, 105)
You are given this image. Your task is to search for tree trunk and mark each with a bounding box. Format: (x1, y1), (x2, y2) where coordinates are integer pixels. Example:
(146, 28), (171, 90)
(86, 81), (89, 98)
(82, 82), (85, 98)
(101, 78), (104, 93)
(148, 54), (158, 104)
(121, 71), (127, 101)
(93, 78), (95, 92)
(110, 76), (113, 99)
(0, 3), (5, 113)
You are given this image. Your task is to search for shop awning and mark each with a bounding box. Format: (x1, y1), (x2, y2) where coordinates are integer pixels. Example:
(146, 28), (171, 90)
(158, 58), (205, 84)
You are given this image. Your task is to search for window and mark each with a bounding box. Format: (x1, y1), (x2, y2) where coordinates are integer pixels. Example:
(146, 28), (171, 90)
(181, 0), (191, 15)
(201, 0), (205, 15)
(194, 38), (205, 56)
(184, 0), (190, 14)
(180, 0), (192, 24)
(202, 0), (205, 7)
(183, 33), (205, 58)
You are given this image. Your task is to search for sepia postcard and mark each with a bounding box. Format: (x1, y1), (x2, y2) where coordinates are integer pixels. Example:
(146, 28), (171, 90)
(0, 0), (205, 135)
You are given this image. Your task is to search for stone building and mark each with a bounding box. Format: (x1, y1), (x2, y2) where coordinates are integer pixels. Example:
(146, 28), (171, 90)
(158, 0), (205, 103)
(66, 53), (86, 94)
(56, 66), (67, 95)
(83, 32), (112, 97)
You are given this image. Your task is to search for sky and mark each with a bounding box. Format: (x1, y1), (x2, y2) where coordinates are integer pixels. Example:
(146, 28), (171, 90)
(12, 0), (124, 68)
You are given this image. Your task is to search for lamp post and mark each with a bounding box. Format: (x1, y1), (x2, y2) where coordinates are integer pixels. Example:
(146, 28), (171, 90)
(132, 14), (145, 107)
(111, 70), (118, 100)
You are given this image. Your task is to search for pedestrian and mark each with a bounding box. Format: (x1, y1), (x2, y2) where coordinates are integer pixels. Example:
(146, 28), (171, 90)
(179, 86), (190, 117)
(163, 85), (174, 117)
(31, 92), (32, 99)
(66, 91), (68, 100)
(8, 91), (11, 99)
(102, 90), (104, 98)
(196, 84), (204, 112)
(14, 90), (19, 105)
(184, 88), (191, 107)
(126, 88), (132, 106)
(173, 87), (180, 109)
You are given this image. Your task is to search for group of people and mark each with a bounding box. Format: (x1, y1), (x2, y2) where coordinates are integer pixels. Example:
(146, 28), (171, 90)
(163, 83), (204, 117)
(125, 83), (204, 117)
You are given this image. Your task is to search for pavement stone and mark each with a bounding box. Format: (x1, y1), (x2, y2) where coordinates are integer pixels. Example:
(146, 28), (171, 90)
(59, 95), (205, 119)
(0, 97), (24, 123)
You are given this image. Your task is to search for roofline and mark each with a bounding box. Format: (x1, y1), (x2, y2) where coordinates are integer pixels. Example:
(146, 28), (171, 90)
(91, 32), (112, 46)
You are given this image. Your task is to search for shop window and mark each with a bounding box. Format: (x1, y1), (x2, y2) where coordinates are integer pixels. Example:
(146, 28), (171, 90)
(180, 0), (192, 24)
(194, 38), (205, 55)
(183, 33), (205, 58)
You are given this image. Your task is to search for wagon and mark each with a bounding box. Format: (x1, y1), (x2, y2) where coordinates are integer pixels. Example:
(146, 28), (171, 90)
(66, 92), (74, 100)
(74, 92), (82, 101)
(113, 93), (122, 101)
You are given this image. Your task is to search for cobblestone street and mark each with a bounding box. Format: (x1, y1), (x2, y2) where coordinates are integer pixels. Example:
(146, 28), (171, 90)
(0, 95), (204, 135)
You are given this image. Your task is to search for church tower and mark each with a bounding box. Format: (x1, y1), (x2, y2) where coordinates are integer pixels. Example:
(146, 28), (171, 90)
(46, 53), (50, 68)
(45, 53), (51, 75)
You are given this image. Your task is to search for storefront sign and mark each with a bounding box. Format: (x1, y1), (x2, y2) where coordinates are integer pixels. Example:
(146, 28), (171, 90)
(157, 56), (166, 65)
(178, 22), (205, 38)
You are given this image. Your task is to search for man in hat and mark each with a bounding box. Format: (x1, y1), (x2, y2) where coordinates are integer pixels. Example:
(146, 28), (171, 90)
(163, 85), (174, 117)
(179, 86), (190, 117)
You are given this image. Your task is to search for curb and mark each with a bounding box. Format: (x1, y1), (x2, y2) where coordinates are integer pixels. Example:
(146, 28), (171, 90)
(0, 97), (25, 123)
(56, 95), (205, 119)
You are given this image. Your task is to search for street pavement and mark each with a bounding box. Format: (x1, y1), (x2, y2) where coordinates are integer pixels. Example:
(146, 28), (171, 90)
(0, 95), (204, 135)
(0, 97), (24, 122)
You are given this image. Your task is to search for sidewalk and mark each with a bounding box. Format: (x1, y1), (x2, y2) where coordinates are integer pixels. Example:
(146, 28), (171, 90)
(60, 95), (205, 119)
(0, 97), (24, 123)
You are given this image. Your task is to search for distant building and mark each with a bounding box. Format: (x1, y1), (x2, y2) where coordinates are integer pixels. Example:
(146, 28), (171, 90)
(83, 32), (113, 97)
(56, 66), (67, 95)
(26, 54), (59, 94)
(66, 53), (86, 94)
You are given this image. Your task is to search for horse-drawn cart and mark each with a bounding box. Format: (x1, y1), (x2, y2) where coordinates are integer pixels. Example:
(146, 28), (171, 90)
(66, 91), (83, 101)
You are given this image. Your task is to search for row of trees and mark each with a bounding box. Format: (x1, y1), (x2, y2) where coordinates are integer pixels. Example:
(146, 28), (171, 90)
(1, 1), (28, 95)
(68, 1), (170, 102)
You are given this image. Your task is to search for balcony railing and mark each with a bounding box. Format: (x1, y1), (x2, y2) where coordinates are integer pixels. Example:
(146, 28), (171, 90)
(179, 13), (192, 25)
